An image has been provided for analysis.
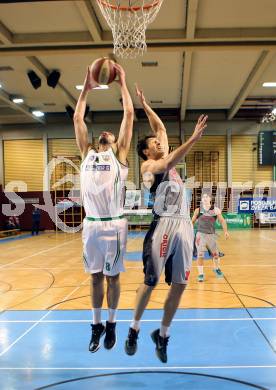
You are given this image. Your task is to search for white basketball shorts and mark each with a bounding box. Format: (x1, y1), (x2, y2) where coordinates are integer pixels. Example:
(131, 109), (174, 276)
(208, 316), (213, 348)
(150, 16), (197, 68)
(82, 217), (128, 276)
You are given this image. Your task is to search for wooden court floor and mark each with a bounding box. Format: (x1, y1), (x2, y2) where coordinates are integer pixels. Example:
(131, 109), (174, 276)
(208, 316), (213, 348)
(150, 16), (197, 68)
(0, 229), (276, 312)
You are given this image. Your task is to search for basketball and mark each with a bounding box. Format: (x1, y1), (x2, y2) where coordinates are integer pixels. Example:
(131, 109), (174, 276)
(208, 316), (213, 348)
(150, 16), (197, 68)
(90, 57), (117, 85)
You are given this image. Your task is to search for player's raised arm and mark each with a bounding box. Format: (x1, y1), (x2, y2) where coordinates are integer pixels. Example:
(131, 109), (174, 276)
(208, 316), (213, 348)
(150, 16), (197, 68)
(115, 64), (134, 165)
(73, 67), (98, 159)
(141, 115), (208, 175)
(136, 83), (169, 157)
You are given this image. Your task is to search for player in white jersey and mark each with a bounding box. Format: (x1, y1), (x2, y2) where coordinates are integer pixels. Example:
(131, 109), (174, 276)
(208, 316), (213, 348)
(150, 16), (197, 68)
(192, 193), (229, 282)
(74, 64), (134, 353)
(125, 85), (208, 363)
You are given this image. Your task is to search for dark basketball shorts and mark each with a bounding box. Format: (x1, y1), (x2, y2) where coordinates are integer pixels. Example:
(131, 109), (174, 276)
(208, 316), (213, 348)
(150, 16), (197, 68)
(142, 216), (194, 286)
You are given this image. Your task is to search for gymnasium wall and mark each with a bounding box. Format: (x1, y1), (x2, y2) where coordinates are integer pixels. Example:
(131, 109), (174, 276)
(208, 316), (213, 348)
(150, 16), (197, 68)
(231, 135), (272, 184)
(0, 191), (54, 230)
(3, 139), (44, 191)
(0, 120), (274, 193)
(185, 135), (227, 183)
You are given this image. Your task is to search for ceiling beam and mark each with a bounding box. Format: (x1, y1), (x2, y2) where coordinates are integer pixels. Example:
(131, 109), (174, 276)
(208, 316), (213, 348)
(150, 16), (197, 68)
(0, 24), (45, 123)
(26, 56), (77, 108)
(180, 0), (198, 121)
(1, 26), (276, 47)
(186, 0), (199, 39)
(0, 21), (13, 44)
(76, 0), (102, 42)
(196, 27), (276, 41)
(13, 31), (92, 45)
(0, 87), (45, 124)
(228, 50), (275, 120)
(3, 39), (276, 57)
(0, 21), (77, 120)
(180, 52), (193, 121)
(1, 25), (276, 47)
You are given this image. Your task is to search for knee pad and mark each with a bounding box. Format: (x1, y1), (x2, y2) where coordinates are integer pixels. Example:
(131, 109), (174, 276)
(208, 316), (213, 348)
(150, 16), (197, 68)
(144, 274), (158, 287)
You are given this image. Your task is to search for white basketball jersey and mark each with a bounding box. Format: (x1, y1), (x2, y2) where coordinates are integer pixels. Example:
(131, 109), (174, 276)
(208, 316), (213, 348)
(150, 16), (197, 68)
(80, 148), (128, 218)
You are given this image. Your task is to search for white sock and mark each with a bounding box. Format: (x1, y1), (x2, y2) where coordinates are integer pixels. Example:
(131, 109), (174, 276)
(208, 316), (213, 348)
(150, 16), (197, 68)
(108, 308), (117, 323)
(131, 320), (140, 331)
(92, 308), (101, 324)
(197, 265), (204, 275)
(213, 258), (220, 269)
(160, 325), (169, 338)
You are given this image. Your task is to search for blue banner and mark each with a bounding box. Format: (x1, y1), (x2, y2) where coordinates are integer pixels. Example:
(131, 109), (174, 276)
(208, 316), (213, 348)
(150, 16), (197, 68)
(238, 197), (276, 213)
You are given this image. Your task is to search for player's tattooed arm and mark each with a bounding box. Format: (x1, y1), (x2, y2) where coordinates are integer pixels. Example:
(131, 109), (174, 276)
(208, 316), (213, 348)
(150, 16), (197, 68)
(141, 115), (208, 175)
(135, 83), (169, 157)
(191, 208), (200, 225)
(74, 66), (98, 159)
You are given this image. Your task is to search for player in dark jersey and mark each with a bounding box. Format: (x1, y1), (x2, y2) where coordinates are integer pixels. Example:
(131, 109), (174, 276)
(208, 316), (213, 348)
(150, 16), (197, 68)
(124, 84), (208, 363)
(192, 193), (229, 282)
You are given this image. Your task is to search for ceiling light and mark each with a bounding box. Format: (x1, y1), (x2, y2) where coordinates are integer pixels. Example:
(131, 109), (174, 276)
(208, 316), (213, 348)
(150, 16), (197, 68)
(75, 84), (109, 90)
(32, 110), (44, 118)
(263, 82), (276, 87)
(93, 85), (109, 90)
(12, 98), (24, 104)
(0, 83), (2, 88)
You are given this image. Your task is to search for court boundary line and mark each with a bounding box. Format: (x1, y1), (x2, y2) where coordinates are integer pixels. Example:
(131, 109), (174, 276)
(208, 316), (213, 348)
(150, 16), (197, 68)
(0, 275), (90, 357)
(3, 264), (276, 270)
(1, 317), (276, 323)
(260, 235), (276, 243)
(224, 275), (276, 353)
(0, 365), (276, 370)
(0, 236), (81, 269)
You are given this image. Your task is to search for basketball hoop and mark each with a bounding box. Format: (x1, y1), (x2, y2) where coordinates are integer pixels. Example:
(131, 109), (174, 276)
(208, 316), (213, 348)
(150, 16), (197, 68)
(96, 0), (164, 59)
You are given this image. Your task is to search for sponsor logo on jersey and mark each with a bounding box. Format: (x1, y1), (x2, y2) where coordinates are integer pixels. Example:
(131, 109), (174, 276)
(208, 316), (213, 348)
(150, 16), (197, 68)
(160, 233), (169, 257)
(102, 155), (111, 162)
(96, 164), (110, 171)
(85, 164), (110, 171)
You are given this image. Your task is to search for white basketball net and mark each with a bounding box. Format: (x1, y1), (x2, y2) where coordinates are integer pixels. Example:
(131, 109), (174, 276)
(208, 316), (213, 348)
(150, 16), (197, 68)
(96, 0), (164, 59)
(261, 111), (276, 123)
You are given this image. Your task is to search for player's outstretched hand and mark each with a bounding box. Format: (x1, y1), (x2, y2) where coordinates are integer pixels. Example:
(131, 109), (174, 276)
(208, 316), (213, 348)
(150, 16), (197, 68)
(135, 83), (146, 105)
(83, 66), (99, 91)
(114, 63), (126, 85)
(192, 114), (208, 141)
(225, 231), (230, 240)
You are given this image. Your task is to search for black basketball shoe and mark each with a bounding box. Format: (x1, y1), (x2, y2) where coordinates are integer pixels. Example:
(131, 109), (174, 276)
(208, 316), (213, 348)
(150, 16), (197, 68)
(89, 323), (105, 353)
(104, 321), (116, 350)
(151, 329), (169, 363)
(125, 327), (139, 356)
